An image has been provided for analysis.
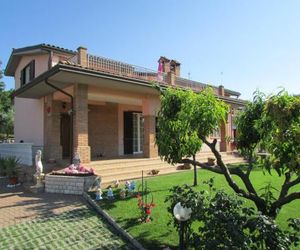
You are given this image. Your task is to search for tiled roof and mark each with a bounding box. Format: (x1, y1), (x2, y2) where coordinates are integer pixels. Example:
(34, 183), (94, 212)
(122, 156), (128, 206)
(12, 43), (76, 55)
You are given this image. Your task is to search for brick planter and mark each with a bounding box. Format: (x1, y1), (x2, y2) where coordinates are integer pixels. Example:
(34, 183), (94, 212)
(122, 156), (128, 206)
(45, 174), (98, 195)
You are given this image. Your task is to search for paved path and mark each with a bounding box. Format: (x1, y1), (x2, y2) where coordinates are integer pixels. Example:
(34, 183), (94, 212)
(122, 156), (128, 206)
(0, 181), (133, 249)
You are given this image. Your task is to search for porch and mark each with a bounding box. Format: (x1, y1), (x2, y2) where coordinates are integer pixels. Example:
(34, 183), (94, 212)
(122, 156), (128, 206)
(43, 82), (160, 164)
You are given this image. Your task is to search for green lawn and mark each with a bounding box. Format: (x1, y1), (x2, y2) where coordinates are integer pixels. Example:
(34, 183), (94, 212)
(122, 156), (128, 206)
(95, 168), (300, 250)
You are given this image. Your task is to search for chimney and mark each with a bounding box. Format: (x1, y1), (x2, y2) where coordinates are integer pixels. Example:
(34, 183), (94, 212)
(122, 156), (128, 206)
(170, 60), (181, 77)
(218, 85), (225, 96)
(77, 46), (87, 67)
(158, 56), (171, 73)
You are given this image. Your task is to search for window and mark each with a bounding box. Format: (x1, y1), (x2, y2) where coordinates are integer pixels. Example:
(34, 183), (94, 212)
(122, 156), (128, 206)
(20, 60), (35, 86)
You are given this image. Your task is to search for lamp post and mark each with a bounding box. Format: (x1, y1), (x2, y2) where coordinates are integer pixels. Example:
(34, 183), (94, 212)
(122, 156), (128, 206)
(173, 202), (192, 250)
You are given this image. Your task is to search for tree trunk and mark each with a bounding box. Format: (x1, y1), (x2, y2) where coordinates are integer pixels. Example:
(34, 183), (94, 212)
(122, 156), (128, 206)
(193, 154), (197, 186)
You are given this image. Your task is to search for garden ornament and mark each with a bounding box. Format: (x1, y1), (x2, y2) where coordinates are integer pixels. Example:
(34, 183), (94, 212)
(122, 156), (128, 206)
(107, 187), (114, 199)
(34, 150), (44, 186)
(72, 152), (81, 168)
(95, 188), (103, 201)
(119, 188), (126, 199)
(114, 180), (120, 188)
(129, 181), (136, 193)
(125, 181), (131, 189)
(35, 150), (43, 176)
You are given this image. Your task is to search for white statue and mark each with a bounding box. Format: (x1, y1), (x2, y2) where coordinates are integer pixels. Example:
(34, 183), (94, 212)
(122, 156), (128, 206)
(35, 150), (43, 177)
(34, 150), (44, 187)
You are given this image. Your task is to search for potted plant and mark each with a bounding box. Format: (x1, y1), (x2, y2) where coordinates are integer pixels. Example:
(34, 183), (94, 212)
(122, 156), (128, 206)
(4, 156), (21, 185)
(0, 157), (7, 176)
(207, 157), (215, 166)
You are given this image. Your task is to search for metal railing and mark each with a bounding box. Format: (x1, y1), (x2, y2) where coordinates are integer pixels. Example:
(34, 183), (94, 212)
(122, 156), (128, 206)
(87, 54), (167, 83)
(175, 77), (207, 92)
(84, 53), (214, 92)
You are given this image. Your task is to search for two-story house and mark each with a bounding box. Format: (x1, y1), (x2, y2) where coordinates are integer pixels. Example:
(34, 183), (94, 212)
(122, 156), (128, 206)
(5, 44), (245, 163)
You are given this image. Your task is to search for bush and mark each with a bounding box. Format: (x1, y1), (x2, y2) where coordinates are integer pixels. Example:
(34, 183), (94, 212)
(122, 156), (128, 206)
(166, 180), (300, 250)
(0, 156), (20, 178)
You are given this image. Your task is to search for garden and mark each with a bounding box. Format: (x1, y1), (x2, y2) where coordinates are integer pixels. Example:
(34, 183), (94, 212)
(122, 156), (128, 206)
(92, 87), (300, 249)
(92, 167), (300, 250)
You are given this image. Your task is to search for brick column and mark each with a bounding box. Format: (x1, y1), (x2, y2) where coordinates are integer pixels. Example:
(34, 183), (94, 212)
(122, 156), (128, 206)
(73, 84), (91, 163)
(44, 94), (62, 160)
(143, 115), (158, 158)
(220, 120), (230, 152)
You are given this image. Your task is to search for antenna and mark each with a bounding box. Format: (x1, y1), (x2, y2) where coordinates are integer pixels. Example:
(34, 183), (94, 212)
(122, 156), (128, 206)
(220, 72), (224, 85)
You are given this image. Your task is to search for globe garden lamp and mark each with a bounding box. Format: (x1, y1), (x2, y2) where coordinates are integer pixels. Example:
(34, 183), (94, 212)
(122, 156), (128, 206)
(173, 202), (192, 250)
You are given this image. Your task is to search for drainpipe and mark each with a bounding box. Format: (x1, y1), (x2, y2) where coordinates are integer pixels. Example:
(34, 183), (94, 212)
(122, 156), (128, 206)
(45, 78), (73, 164)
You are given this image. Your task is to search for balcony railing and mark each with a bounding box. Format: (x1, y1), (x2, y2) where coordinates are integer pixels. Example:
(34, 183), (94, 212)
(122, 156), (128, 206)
(87, 54), (167, 83)
(85, 53), (211, 92)
(175, 77), (207, 92)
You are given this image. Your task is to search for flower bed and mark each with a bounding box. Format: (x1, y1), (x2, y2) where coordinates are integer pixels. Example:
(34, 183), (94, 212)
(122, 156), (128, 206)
(45, 174), (98, 195)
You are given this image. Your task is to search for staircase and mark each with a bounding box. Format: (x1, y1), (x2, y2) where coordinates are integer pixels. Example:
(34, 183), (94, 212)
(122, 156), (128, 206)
(87, 152), (246, 186)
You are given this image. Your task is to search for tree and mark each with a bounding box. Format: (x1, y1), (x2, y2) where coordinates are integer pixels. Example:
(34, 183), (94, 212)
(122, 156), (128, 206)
(0, 61), (4, 91)
(166, 182), (300, 250)
(156, 87), (228, 186)
(156, 87), (300, 218)
(0, 61), (14, 139)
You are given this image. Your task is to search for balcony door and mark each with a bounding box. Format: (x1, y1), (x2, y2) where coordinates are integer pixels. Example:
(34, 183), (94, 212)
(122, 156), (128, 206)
(124, 112), (144, 155)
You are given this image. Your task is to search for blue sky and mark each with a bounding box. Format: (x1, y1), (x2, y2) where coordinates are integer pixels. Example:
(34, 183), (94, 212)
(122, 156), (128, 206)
(1, 0), (299, 99)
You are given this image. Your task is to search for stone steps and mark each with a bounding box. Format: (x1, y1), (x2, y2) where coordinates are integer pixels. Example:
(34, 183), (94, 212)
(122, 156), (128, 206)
(88, 152), (246, 186)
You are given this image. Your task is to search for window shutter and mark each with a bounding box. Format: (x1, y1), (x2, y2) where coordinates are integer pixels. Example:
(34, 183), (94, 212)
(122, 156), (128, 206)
(20, 69), (24, 86)
(30, 60), (35, 80)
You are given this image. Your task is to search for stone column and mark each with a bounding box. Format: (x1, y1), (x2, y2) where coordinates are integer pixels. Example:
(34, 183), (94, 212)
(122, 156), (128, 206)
(73, 84), (91, 163)
(44, 94), (62, 161)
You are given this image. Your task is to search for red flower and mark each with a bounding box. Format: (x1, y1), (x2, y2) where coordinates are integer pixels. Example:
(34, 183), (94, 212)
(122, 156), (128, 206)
(145, 208), (152, 215)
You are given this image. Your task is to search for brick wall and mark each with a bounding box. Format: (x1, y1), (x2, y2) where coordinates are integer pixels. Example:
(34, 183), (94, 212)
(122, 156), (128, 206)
(44, 95), (62, 160)
(88, 103), (118, 158)
(73, 84), (91, 163)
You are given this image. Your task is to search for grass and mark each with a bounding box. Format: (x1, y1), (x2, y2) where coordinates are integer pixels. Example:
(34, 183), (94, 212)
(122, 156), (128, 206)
(94, 168), (300, 250)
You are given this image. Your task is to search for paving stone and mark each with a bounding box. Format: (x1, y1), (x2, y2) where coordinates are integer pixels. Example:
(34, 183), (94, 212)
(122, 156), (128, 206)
(0, 184), (133, 249)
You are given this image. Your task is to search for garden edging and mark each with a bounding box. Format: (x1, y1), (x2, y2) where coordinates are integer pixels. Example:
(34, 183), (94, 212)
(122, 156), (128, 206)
(82, 192), (146, 250)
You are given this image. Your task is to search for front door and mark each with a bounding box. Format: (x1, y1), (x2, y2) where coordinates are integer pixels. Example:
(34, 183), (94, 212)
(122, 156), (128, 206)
(60, 114), (71, 158)
(133, 112), (144, 154)
(124, 112), (144, 154)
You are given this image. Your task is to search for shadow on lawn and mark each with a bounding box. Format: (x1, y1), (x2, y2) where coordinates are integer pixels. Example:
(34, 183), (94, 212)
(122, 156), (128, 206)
(133, 231), (177, 250)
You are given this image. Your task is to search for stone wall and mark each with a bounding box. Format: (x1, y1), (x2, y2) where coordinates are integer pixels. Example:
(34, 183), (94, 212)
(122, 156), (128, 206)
(45, 174), (97, 195)
(88, 103), (118, 158)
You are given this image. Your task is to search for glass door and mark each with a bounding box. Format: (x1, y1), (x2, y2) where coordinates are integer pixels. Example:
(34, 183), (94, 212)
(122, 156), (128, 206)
(133, 113), (144, 154)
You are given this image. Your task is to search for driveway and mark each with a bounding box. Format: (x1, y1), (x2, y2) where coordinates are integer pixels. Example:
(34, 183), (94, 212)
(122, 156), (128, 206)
(0, 181), (133, 249)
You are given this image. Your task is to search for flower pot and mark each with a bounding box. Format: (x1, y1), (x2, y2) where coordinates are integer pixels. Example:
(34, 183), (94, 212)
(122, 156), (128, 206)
(207, 158), (215, 166)
(9, 177), (18, 185)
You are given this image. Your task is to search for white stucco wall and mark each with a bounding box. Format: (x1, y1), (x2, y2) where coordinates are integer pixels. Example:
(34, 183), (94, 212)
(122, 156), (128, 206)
(14, 54), (49, 147)
(0, 143), (33, 166)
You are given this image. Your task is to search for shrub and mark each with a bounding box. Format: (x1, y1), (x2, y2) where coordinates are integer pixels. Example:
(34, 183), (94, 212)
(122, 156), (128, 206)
(166, 180), (300, 250)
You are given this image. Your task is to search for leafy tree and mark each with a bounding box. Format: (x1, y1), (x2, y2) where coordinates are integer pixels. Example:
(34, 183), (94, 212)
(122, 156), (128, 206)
(0, 61), (14, 139)
(157, 87), (228, 186)
(166, 182), (300, 250)
(0, 61), (4, 91)
(156, 87), (300, 218)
